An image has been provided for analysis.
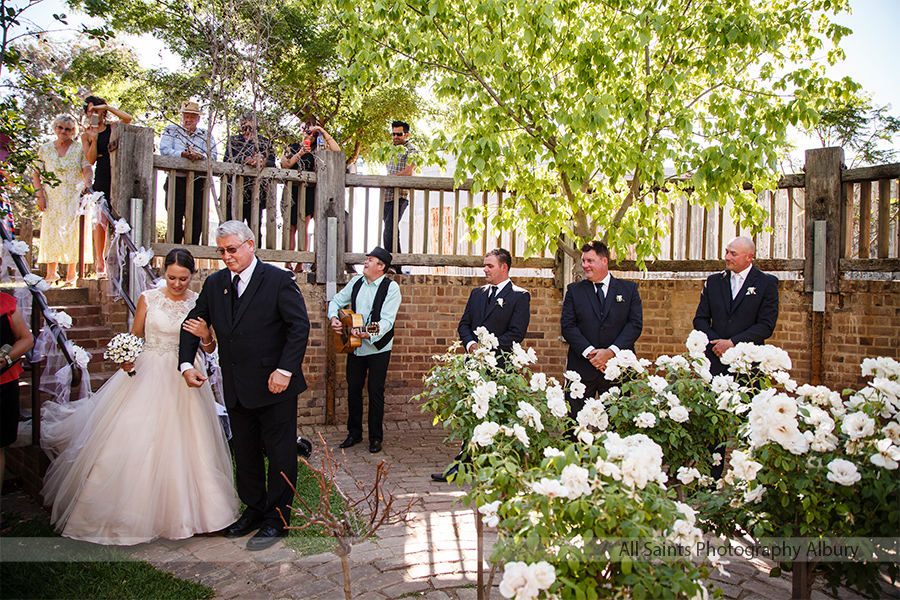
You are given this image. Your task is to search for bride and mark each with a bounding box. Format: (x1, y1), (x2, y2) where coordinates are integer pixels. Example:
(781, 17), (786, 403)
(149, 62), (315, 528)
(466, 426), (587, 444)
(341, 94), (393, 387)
(41, 248), (239, 545)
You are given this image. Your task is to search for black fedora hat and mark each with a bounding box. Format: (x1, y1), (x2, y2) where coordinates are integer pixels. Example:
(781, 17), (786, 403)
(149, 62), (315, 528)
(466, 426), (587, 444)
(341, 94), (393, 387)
(367, 246), (392, 268)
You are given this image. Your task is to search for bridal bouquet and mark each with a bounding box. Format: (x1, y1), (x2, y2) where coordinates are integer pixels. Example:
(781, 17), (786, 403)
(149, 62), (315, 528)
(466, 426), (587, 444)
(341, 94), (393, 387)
(105, 333), (144, 376)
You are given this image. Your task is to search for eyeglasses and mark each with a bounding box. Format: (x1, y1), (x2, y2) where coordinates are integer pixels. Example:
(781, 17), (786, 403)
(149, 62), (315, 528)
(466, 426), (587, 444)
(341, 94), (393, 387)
(391, 132), (405, 136)
(215, 239), (250, 256)
(55, 126), (75, 132)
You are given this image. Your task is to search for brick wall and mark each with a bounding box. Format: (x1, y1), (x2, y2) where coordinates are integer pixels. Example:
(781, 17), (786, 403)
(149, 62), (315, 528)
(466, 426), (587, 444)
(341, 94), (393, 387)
(151, 272), (900, 433)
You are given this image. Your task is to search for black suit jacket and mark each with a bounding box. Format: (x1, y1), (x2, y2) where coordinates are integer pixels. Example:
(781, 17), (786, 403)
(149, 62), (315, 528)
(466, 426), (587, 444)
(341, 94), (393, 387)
(179, 261), (310, 409)
(560, 276), (643, 382)
(693, 265), (779, 371)
(458, 282), (530, 351)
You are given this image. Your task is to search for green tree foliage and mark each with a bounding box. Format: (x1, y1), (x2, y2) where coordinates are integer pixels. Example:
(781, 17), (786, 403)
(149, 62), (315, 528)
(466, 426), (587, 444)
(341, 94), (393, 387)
(811, 93), (899, 168)
(74, 0), (425, 163)
(333, 0), (858, 261)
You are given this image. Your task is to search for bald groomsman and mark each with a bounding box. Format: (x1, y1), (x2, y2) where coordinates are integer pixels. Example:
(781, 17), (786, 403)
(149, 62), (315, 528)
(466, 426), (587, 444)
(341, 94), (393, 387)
(692, 236), (779, 376)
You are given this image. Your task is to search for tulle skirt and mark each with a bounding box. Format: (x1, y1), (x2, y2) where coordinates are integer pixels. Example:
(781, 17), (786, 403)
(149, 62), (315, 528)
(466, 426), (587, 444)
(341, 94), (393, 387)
(41, 349), (239, 545)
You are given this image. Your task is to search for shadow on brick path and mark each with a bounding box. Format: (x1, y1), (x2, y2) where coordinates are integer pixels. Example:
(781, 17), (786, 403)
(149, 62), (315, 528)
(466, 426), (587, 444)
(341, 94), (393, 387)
(2, 423), (897, 600)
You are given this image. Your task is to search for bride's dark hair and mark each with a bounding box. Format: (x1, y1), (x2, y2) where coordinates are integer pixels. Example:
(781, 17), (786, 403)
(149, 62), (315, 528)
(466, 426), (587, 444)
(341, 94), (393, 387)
(164, 248), (196, 274)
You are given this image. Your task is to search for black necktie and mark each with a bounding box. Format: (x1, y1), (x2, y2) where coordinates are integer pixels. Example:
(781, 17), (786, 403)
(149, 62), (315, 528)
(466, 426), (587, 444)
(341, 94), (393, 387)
(488, 285), (497, 304)
(595, 282), (605, 304)
(232, 273), (242, 312)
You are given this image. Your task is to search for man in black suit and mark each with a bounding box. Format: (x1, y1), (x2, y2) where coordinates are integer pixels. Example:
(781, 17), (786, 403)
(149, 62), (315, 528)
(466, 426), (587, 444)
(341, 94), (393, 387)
(431, 248), (530, 482)
(693, 236), (779, 376)
(180, 220), (310, 551)
(560, 241), (643, 419)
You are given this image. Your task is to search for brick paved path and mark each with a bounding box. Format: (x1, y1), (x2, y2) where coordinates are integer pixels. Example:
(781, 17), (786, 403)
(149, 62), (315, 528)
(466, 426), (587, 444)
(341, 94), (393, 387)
(2, 423), (897, 599)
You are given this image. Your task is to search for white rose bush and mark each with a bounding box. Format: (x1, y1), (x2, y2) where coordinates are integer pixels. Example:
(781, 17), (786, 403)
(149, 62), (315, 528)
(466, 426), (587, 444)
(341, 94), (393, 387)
(601, 331), (750, 488)
(417, 328), (714, 599)
(695, 350), (900, 598)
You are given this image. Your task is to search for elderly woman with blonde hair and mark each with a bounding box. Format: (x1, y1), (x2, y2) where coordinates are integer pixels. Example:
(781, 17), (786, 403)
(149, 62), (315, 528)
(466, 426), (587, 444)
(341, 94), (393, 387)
(32, 114), (93, 286)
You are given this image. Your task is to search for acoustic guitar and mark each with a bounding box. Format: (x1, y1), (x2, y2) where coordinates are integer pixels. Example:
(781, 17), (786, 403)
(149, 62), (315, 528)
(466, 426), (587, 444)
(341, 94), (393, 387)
(334, 308), (380, 353)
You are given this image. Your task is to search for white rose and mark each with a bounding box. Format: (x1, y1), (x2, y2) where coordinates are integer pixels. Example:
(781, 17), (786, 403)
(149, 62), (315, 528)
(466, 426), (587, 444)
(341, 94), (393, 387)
(530, 561), (556, 589)
(686, 330), (709, 358)
(676, 466), (701, 485)
(543, 447), (564, 458)
(472, 421), (500, 447)
(634, 412), (656, 428)
(114, 218), (131, 235)
(512, 423), (530, 447)
(530, 372), (547, 391)
(669, 405), (690, 423)
(564, 370), (582, 383)
(560, 464), (591, 498)
(647, 375), (668, 394)
(744, 484), (765, 503)
(730, 450), (763, 481)
(826, 459), (861, 486)
(841, 411), (876, 440)
(568, 380), (586, 400)
(516, 401), (543, 432)
(531, 478), (568, 498)
(882, 422), (900, 444)
(478, 500), (501, 527)
(5, 240), (30, 255)
(499, 562), (540, 600)
(870, 439), (900, 470)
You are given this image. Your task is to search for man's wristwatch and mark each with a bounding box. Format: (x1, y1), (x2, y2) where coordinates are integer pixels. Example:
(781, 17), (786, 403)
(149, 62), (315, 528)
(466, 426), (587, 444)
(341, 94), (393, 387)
(1, 354), (12, 368)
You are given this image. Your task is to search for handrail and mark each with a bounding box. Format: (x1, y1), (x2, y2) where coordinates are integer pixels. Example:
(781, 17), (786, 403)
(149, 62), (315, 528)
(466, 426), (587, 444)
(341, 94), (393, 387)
(0, 222), (81, 384)
(98, 198), (158, 316)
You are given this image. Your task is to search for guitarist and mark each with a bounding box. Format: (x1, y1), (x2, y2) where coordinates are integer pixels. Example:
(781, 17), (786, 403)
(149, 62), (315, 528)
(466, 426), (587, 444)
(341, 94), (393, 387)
(328, 247), (401, 454)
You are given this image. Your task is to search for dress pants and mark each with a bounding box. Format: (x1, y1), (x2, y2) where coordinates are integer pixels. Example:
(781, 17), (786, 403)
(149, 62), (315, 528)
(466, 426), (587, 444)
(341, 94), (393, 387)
(227, 398), (297, 530)
(165, 175), (206, 244)
(382, 198), (408, 254)
(346, 351), (391, 443)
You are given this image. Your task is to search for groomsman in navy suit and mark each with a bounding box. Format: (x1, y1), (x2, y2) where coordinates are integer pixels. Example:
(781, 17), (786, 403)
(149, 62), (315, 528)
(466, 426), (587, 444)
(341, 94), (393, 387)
(693, 236), (779, 376)
(431, 248), (530, 482)
(560, 241), (643, 419)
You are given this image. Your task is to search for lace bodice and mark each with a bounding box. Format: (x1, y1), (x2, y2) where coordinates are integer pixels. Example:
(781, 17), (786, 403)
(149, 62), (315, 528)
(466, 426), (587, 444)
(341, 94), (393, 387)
(141, 288), (197, 354)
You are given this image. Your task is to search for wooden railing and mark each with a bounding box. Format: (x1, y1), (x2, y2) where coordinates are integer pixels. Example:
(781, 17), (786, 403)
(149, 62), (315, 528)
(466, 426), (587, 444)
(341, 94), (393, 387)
(105, 126), (897, 283)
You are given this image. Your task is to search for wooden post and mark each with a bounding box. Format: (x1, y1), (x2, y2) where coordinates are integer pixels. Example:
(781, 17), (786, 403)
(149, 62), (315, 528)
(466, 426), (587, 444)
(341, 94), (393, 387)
(109, 124), (155, 243)
(803, 147), (843, 293)
(877, 179), (892, 258)
(314, 150), (347, 283)
(858, 182), (872, 258)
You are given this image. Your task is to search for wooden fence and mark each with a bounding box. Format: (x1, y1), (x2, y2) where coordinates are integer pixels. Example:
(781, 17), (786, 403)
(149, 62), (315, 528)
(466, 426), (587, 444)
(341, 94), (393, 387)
(105, 126), (899, 284)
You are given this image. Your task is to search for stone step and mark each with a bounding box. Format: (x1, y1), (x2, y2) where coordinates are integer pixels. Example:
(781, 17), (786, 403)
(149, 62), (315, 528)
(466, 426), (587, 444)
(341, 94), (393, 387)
(61, 326), (115, 348)
(42, 286), (90, 306)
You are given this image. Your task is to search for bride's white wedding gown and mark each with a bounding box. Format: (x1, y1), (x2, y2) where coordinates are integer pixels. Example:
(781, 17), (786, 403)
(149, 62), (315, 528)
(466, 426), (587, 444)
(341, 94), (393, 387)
(41, 288), (239, 545)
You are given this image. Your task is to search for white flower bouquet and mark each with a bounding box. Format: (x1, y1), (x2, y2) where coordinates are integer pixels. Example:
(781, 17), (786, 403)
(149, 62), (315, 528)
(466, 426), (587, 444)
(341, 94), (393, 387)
(132, 247), (155, 268)
(104, 333), (144, 376)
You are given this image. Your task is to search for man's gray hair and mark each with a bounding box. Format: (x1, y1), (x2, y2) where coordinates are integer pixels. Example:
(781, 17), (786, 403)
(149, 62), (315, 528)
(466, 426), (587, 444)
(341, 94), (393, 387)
(216, 220), (254, 245)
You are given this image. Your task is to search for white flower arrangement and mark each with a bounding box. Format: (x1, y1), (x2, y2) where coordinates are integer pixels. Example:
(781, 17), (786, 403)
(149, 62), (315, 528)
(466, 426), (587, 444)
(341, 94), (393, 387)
(496, 298), (504, 307)
(104, 332), (144, 376)
(615, 294), (623, 302)
(24, 273), (51, 291)
(48, 310), (73, 329)
(4, 240), (30, 255)
(132, 247), (155, 268)
(66, 342), (91, 370)
(746, 287), (756, 295)
(114, 218), (131, 235)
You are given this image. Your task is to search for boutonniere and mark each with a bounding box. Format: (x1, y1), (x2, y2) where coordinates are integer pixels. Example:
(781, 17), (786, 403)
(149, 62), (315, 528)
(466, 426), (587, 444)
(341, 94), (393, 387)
(616, 295), (623, 303)
(746, 287), (756, 295)
(497, 298), (504, 307)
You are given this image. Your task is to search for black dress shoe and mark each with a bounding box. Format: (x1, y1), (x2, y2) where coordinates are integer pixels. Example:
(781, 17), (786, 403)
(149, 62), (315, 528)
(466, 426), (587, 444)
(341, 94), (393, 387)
(369, 440), (382, 454)
(339, 435), (361, 449)
(297, 436), (312, 458)
(246, 525), (288, 551)
(223, 513), (264, 538)
(430, 463), (459, 482)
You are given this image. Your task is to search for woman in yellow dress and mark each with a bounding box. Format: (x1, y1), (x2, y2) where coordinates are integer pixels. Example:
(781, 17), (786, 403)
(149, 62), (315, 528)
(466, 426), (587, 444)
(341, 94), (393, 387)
(32, 114), (92, 286)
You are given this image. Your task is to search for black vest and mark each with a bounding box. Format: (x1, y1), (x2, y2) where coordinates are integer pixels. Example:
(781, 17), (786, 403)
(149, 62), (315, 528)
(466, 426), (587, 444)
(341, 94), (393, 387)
(350, 277), (394, 351)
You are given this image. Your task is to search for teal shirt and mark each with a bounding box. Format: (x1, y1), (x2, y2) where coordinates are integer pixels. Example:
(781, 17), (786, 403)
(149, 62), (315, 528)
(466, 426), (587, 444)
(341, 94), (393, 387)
(327, 274), (401, 355)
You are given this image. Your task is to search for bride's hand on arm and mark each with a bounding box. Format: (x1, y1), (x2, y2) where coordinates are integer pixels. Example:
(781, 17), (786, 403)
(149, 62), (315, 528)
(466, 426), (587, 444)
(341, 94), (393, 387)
(183, 318), (215, 352)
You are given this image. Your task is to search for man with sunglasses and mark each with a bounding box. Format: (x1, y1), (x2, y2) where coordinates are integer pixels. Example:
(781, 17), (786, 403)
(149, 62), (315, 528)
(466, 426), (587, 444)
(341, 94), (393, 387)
(224, 113), (276, 240)
(382, 120), (417, 264)
(179, 220), (310, 551)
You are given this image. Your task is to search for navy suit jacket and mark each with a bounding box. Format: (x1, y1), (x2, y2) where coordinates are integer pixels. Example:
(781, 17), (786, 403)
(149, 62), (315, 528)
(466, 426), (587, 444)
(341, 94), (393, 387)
(693, 265), (779, 371)
(458, 281), (530, 352)
(560, 276), (643, 382)
(179, 261), (310, 409)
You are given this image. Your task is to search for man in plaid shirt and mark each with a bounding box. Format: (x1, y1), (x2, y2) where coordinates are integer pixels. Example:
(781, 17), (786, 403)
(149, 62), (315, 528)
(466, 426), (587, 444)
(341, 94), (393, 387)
(382, 121), (417, 258)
